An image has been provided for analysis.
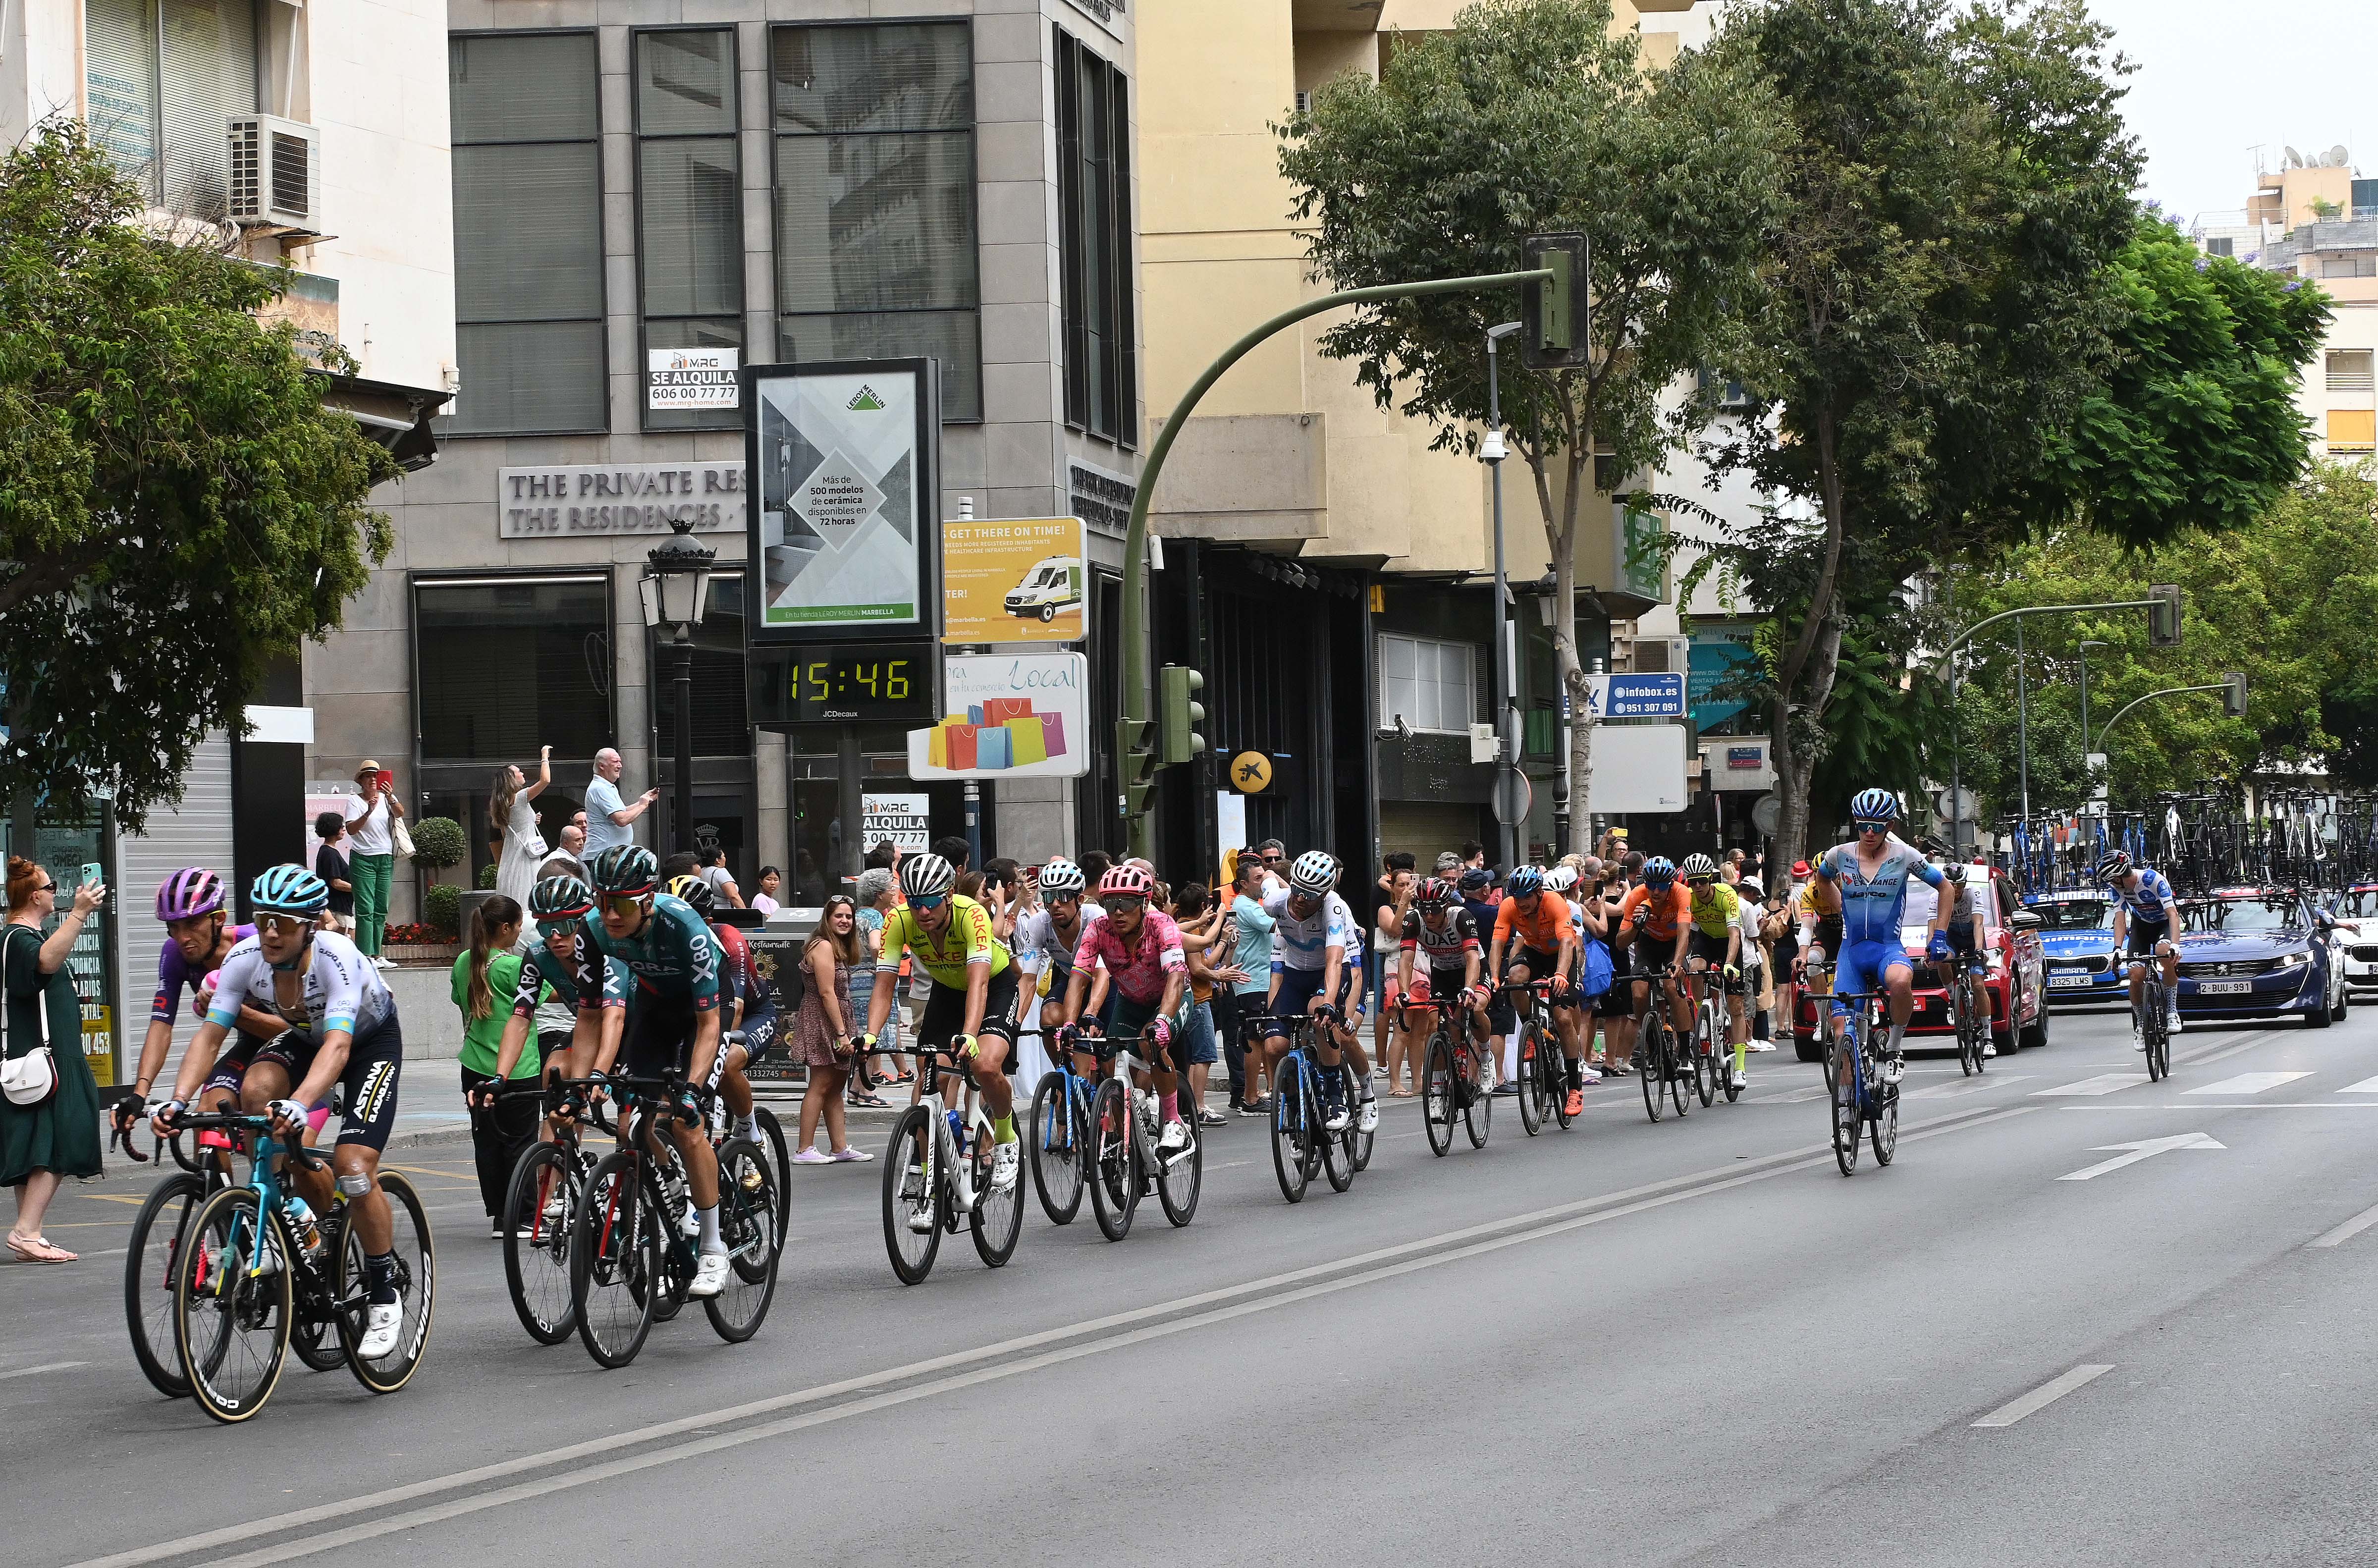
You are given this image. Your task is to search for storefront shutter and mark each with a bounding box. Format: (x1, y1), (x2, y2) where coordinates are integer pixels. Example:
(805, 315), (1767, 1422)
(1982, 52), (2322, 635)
(85, 0), (162, 199)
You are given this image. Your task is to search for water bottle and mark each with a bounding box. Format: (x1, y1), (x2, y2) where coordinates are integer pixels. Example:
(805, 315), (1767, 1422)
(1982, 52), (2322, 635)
(946, 1107), (966, 1153)
(284, 1194), (323, 1256)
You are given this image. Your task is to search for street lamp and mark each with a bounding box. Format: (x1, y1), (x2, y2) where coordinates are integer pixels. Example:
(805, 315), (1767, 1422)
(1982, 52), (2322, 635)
(638, 517), (715, 854)
(1483, 320), (1524, 872)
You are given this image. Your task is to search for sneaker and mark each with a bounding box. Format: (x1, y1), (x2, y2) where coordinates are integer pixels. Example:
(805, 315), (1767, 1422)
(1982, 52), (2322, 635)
(792, 1148), (832, 1165)
(358, 1301), (402, 1358)
(1578, 1063), (1602, 1083)
(1882, 1056), (1905, 1086)
(829, 1146), (872, 1162)
(991, 1141), (1020, 1192)
(1237, 1100), (1268, 1118)
(1357, 1098), (1379, 1134)
(1730, 1068), (1749, 1091)
(1159, 1119), (1190, 1152)
(1493, 1081), (1520, 1096)
(1564, 1087), (1584, 1117)
(688, 1251), (729, 1299)
(487, 1217), (504, 1240)
(1747, 1041), (1777, 1053)
(1198, 1106), (1228, 1127)
(1324, 1103), (1351, 1134)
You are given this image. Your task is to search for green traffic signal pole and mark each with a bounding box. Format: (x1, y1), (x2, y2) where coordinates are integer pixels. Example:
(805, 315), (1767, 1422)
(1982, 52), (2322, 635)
(1117, 268), (1554, 858)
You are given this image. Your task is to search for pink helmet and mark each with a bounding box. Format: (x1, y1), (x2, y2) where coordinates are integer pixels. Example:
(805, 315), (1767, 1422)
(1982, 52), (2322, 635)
(1099, 865), (1155, 900)
(156, 867), (225, 923)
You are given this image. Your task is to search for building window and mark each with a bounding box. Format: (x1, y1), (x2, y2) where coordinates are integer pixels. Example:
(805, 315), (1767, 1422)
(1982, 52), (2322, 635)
(637, 29), (744, 432)
(415, 576), (614, 761)
(446, 32), (606, 436)
(2329, 409), (2377, 454)
(2321, 256), (2377, 279)
(2203, 236), (2234, 258)
(1378, 634), (1476, 735)
(86, 0), (262, 215)
(2330, 351), (2375, 394)
(1056, 28), (1136, 445)
(771, 22), (980, 422)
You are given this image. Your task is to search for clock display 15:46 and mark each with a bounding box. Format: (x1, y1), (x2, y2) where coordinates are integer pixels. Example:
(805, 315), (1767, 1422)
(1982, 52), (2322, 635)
(804, 659), (912, 703)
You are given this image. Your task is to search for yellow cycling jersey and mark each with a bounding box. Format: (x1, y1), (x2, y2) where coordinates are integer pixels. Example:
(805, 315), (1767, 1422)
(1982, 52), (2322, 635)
(1792, 880), (1842, 919)
(1688, 882), (1741, 938)
(879, 894), (1012, 987)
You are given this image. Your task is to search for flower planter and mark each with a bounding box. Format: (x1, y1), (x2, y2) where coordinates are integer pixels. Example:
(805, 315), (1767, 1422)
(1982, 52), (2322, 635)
(384, 942), (460, 965)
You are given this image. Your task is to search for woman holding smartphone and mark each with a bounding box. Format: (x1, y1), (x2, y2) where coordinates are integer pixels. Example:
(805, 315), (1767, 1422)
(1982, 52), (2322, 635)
(345, 759), (406, 969)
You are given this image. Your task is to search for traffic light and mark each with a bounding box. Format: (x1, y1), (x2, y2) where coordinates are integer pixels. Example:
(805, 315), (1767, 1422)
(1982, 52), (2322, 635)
(2222, 671), (2248, 717)
(1521, 233), (1590, 371)
(2147, 583), (2183, 648)
(1159, 665), (1206, 764)
(1118, 716), (1158, 819)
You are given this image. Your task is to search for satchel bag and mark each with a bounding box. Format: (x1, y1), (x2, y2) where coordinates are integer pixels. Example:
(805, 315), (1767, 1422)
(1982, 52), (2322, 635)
(391, 813), (416, 860)
(1, 927), (59, 1108)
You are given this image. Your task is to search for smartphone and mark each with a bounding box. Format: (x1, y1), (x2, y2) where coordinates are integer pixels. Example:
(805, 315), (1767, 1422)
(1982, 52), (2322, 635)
(377, 769), (395, 791)
(81, 862), (103, 889)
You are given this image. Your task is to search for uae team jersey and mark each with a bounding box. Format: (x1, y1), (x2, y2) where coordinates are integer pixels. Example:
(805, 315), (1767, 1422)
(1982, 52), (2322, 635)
(1401, 907), (1481, 972)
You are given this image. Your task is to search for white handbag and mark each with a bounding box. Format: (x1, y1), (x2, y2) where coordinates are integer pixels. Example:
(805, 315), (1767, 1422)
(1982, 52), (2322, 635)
(1, 928), (59, 1108)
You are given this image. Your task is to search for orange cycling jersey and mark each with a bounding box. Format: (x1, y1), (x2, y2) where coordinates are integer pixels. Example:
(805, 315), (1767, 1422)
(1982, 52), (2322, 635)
(1618, 883), (1692, 945)
(1493, 892), (1573, 955)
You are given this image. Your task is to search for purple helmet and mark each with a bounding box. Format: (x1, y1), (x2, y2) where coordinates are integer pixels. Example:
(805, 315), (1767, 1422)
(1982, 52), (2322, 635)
(156, 867), (225, 923)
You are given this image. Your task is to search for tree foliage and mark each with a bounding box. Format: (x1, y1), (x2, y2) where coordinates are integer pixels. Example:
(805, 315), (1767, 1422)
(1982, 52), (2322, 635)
(0, 120), (395, 829)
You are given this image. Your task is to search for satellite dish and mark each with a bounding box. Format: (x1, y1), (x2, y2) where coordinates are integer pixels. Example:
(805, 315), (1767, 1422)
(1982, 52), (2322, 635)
(2285, 146), (2303, 167)
(2328, 145), (2351, 167)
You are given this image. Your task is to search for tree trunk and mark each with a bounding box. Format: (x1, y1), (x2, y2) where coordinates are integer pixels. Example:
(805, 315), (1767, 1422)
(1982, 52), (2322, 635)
(1532, 391), (1596, 862)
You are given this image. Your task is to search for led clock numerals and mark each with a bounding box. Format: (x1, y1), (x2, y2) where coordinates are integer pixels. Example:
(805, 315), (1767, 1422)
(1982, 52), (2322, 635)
(800, 659), (914, 704)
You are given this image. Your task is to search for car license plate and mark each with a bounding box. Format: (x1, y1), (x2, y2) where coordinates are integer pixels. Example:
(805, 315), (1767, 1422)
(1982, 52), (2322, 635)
(2198, 979), (2251, 995)
(2050, 973), (2093, 988)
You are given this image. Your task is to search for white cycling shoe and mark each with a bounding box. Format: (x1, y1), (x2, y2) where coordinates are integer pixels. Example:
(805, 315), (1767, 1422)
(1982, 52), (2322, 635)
(991, 1140), (1021, 1191)
(1882, 1055), (1905, 1086)
(358, 1301), (402, 1359)
(689, 1250), (729, 1299)
(2166, 1010), (2183, 1036)
(1981, 1040), (1997, 1059)
(1357, 1097), (1380, 1134)
(1323, 1103), (1351, 1134)
(1729, 1068), (1748, 1091)
(1158, 1119), (1190, 1153)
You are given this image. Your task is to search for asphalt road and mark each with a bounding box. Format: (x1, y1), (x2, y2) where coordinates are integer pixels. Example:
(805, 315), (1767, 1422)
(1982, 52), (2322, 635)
(11, 999), (2378, 1568)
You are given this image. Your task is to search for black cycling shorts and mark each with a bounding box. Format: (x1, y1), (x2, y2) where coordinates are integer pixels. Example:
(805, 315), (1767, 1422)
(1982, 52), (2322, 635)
(916, 965), (1022, 1060)
(1503, 946), (1580, 1011)
(2124, 919), (2170, 958)
(1689, 929), (1746, 992)
(199, 1030), (271, 1102)
(738, 1005), (781, 1064)
(621, 992), (726, 1091)
(252, 1015), (403, 1152)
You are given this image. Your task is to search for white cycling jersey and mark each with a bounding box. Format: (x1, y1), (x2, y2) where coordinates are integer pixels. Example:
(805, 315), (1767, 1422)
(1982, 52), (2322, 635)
(1262, 886), (1362, 973)
(1014, 904), (1103, 973)
(206, 930), (394, 1041)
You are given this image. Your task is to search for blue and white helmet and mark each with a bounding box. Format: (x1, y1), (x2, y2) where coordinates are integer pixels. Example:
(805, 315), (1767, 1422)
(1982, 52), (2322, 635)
(251, 865), (329, 916)
(1507, 865), (1544, 898)
(1641, 857), (1677, 888)
(1035, 857), (1086, 897)
(1851, 787), (1901, 824)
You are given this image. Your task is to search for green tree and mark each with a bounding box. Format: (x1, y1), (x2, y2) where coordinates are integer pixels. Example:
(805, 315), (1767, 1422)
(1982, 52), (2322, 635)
(1278, 0), (1784, 852)
(0, 121), (394, 830)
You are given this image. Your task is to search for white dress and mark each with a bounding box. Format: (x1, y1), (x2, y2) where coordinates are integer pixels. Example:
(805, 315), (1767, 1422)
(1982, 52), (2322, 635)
(495, 794), (546, 919)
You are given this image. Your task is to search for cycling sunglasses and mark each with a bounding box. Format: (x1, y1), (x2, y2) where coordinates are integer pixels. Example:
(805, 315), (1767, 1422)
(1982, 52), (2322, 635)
(1853, 820), (1892, 833)
(1104, 895), (1147, 916)
(600, 892), (650, 916)
(908, 893), (949, 912)
(537, 917), (586, 938)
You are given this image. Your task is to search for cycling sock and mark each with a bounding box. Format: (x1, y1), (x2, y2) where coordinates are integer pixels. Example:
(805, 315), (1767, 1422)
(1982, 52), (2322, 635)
(364, 1249), (398, 1306)
(1733, 1037), (1748, 1074)
(732, 1112), (756, 1140)
(697, 1204), (721, 1251)
(1159, 1091), (1179, 1124)
(1566, 1060), (1583, 1091)
(1886, 1020), (1907, 1054)
(991, 1111), (1017, 1144)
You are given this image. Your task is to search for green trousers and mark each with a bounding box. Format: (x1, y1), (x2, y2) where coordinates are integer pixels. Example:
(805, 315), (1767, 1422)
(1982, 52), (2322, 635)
(352, 853), (394, 955)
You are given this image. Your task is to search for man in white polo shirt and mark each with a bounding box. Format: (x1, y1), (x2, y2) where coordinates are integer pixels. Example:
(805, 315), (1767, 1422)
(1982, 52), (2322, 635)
(583, 748), (658, 859)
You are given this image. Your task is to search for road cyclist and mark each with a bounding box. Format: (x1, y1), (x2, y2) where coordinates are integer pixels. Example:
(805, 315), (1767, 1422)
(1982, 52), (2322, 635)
(1016, 856), (1102, 1056)
(661, 873), (786, 1183)
(1929, 862), (1995, 1065)
(1257, 850), (1373, 1136)
(1809, 790), (1949, 1089)
(1487, 865), (1589, 1118)
(2099, 850), (2183, 1048)
(1617, 858), (1694, 1104)
(1679, 854), (1750, 1095)
(1062, 865), (1193, 1150)
(1393, 876), (1492, 1098)
(117, 868), (294, 1153)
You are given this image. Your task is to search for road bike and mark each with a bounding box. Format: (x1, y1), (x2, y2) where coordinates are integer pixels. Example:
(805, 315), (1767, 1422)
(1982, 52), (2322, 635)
(2131, 942), (2174, 1082)
(1944, 953), (1989, 1077)
(1268, 1008), (1362, 1202)
(570, 1076), (781, 1367)
(1026, 1028), (1097, 1225)
(1683, 965), (1741, 1107)
(120, 1112), (249, 1399)
(709, 1028), (792, 1231)
(1825, 989), (1898, 1176)
(1501, 980), (1570, 1136)
(1633, 962), (1693, 1123)
(166, 1113), (433, 1423)
(494, 1075), (619, 1346)
(880, 1038), (1026, 1284)
(1403, 994), (1490, 1156)
(1077, 1023), (1202, 1239)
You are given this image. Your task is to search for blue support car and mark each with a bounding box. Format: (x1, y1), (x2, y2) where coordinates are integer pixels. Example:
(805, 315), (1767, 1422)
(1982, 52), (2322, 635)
(2175, 888), (2348, 1028)
(2029, 892), (2125, 1008)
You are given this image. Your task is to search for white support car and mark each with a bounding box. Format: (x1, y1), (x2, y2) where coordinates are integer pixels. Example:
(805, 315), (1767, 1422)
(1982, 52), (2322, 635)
(2328, 885), (2378, 993)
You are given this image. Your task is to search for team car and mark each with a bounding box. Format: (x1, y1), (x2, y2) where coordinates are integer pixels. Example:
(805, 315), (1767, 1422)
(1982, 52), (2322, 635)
(2027, 892), (2126, 1008)
(2175, 887), (2347, 1028)
(2326, 884), (2378, 995)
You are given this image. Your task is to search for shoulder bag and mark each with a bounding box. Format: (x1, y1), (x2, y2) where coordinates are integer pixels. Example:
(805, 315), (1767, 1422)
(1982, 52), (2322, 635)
(391, 811), (416, 860)
(1, 926), (60, 1107)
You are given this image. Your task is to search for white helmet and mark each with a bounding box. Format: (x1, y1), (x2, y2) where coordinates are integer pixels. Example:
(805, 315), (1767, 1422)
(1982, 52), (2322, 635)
(1289, 850), (1340, 895)
(1035, 857), (1085, 896)
(899, 852), (956, 900)
(1543, 865), (1580, 894)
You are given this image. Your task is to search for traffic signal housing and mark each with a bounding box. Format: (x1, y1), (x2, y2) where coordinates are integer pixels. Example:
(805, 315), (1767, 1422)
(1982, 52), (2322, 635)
(2147, 583), (2183, 648)
(1118, 716), (1158, 820)
(2221, 671), (2247, 717)
(1521, 233), (1590, 371)
(1160, 665), (1206, 765)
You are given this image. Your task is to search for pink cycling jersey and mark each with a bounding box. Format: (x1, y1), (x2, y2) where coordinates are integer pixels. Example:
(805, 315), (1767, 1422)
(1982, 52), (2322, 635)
(1073, 910), (1187, 1006)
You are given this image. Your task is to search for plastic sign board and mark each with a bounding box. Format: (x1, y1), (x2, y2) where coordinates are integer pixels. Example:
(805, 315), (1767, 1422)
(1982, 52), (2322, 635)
(860, 793), (931, 854)
(648, 347), (739, 410)
(941, 515), (1085, 644)
(1583, 672), (1686, 720)
(1587, 725), (1688, 814)
(906, 652), (1090, 780)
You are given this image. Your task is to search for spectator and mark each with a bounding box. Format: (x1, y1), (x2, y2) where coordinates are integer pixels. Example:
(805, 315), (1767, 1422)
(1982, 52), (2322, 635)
(583, 748), (658, 858)
(1721, 848), (1745, 885)
(751, 866), (782, 918)
(1227, 853), (1277, 1115)
(1252, 839), (1287, 889)
(1078, 850), (1115, 910)
(454, 896), (535, 1238)
(314, 812), (355, 935)
(537, 824), (587, 883)
(344, 760), (405, 968)
(491, 746), (554, 919)
(1459, 839), (1488, 871)
(1592, 866), (1636, 1074)
(1374, 861), (1418, 1094)
(865, 838), (899, 872)
(2, 859), (106, 1263)
(1171, 884), (1237, 1127)
(791, 895), (870, 1163)
(660, 851), (700, 884)
(933, 835), (972, 872)
(851, 867), (903, 1101)
(1433, 850), (1463, 877)
(792, 849), (828, 905)
(700, 844), (743, 909)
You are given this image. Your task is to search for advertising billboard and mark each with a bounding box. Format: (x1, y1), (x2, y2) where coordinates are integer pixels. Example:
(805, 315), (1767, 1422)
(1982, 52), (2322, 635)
(941, 515), (1086, 644)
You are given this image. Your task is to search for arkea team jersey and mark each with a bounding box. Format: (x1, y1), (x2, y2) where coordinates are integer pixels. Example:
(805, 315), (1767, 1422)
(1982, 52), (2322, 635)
(1493, 893), (1574, 955)
(1814, 835), (1946, 945)
(1072, 910), (1186, 1006)
(2111, 866), (2178, 922)
(880, 894), (1012, 987)
(1016, 905), (1102, 973)
(515, 924), (630, 1019)
(1262, 887), (1363, 973)
(1688, 882), (1741, 939)
(1401, 907), (1482, 971)
(207, 930), (393, 1041)
(1618, 883), (1692, 946)
(586, 893), (721, 1012)
(154, 923), (255, 1024)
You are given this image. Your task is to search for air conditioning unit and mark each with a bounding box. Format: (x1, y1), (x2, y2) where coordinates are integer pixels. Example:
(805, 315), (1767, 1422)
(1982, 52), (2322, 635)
(1628, 635), (1692, 675)
(228, 114), (323, 235)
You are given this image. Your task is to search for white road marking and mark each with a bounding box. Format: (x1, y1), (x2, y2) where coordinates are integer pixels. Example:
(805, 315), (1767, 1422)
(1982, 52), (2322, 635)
(2308, 1200), (2378, 1249)
(2033, 1073), (2150, 1096)
(2057, 1132), (2224, 1180)
(1906, 1076), (2030, 1099)
(0, 1361), (87, 1382)
(1972, 1363), (2114, 1428)
(2338, 1075), (2378, 1093)
(2184, 1071), (2312, 1096)
(1752, 1086), (1829, 1103)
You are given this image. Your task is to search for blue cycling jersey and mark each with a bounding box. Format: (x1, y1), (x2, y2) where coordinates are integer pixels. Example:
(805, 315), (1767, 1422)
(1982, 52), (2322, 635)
(1814, 835), (1946, 946)
(2110, 866), (2177, 922)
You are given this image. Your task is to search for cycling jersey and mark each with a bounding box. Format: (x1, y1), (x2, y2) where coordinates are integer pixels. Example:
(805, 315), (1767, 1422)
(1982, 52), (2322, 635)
(1493, 892), (1573, 955)
(1617, 883), (1692, 946)
(1073, 910), (1186, 1006)
(587, 892), (720, 1012)
(879, 893), (1012, 987)
(515, 923), (630, 1019)
(1688, 882), (1741, 939)
(207, 930), (392, 1040)
(2111, 867), (2178, 923)
(712, 920), (765, 1015)
(153, 924), (254, 1024)
(1262, 886), (1362, 973)
(1015, 905), (1102, 973)
(1792, 879), (1842, 919)
(1401, 907), (1481, 972)
(1814, 836), (1945, 945)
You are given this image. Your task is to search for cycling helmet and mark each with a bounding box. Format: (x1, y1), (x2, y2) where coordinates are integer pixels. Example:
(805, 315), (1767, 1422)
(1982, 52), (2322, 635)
(156, 867), (225, 922)
(1850, 787), (1901, 823)
(589, 844), (659, 897)
(1543, 865), (1580, 894)
(1942, 861), (1968, 884)
(1099, 865), (1155, 900)
(1415, 876), (1458, 910)
(1289, 850), (1340, 895)
(2095, 850), (2134, 882)
(1507, 866), (1545, 899)
(900, 852), (957, 901)
(1641, 857), (1677, 889)
(663, 872), (715, 918)
(250, 865), (329, 916)
(1036, 857), (1086, 897)
(529, 875), (595, 921)
(1679, 853), (1718, 882)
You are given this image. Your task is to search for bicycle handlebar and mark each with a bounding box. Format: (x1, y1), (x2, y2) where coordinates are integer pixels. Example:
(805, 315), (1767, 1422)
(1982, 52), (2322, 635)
(167, 1112), (327, 1170)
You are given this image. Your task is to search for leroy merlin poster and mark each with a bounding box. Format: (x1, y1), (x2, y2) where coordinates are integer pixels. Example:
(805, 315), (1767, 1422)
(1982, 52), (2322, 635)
(751, 362), (933, 632)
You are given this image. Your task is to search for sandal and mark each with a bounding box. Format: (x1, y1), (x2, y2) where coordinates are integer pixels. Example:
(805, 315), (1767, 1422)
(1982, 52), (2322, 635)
(7, 1234), (76, 1264)
(848, 1091), (891, 1108)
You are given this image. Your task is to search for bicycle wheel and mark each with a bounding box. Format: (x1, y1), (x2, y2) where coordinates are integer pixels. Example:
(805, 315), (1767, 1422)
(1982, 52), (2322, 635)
(1028, 1072), (1084, 1225)
(1722, 1039), (1743, 1104)
(752, 1106), (792, 1233)
(172, 1187), (291, 1424)
(1462, 1048), (1493, 1149)
(502, 1142), (578, 1345)
(1350, 1078), (1376, 1173)
(706, 1139), (782, 1340)
(1640, 1016), (1667, 1124)
(1156, 1096), (1202, 1228)
(1322, 1104), (1355, 1193)
(1513, 1026), (1545, 1136)
(1670, 1025), (1694, 1117)
(1870, 1083), (1898, 1167)
(1087, 1079), (1139, 1241)
(289, 1212), (347, 1377)
(2143, 987), (2169, 1082)
(1694, 1022), (1718, 1109)
(971, 1122), (1027, 1264)
(1422, 1036), (1457, 1157)
(882, 1106), (943, 1285)
(573, 1151), (659, 1365)
(1829, 1043), (1861, 1177)
(1271, 1060), (1311, 1203)
(333, 1171), (433, 1394)
(125, 1172), (206, 1398)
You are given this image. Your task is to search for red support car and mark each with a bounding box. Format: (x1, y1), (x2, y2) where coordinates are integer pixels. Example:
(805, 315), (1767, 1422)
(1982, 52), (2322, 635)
(1793, 864), (2049, 1059)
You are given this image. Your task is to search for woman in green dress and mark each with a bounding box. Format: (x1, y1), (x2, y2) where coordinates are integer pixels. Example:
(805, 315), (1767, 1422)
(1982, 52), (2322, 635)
(3, 856), (106, 1263)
